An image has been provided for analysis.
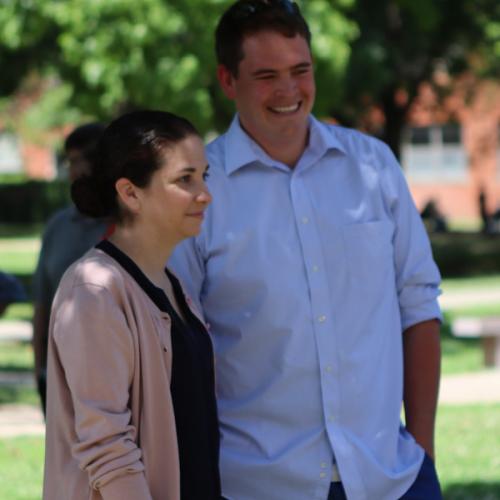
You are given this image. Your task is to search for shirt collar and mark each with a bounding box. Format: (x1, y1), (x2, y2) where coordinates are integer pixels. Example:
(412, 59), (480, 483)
(223, 114), (346, 175)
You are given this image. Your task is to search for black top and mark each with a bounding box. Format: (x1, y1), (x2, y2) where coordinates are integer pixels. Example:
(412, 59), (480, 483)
(96, 240), (221, 500)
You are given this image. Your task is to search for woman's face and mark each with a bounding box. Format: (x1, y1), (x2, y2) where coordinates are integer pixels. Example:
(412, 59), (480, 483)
(138, 134), (211, 244)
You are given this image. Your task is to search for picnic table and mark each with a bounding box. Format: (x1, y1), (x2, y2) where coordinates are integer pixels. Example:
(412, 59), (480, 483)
(452, 316), (500, 368)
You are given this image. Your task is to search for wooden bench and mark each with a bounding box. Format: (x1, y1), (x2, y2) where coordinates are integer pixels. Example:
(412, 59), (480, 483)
(452, 317), (500, 368)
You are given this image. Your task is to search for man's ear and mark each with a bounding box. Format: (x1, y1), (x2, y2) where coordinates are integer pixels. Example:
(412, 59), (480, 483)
(217, 64), (237, 100)
(115, 178), (141, 215)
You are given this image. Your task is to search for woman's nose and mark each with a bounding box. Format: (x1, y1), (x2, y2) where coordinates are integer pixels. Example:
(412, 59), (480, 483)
(197, 186), (212, 205)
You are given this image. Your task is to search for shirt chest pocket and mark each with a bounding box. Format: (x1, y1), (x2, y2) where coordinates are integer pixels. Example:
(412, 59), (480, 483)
(341, 221), (395, 295)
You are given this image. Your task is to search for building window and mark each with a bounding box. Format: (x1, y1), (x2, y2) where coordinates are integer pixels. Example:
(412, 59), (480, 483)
(402, 124), (467, 182)
(0, 132), (23, 174)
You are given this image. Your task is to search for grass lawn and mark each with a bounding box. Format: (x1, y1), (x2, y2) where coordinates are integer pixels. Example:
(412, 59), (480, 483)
(2, 303), (33, 322)
(441, 273), (500, 291)
(0, 340), (38, 406)
(0, 436), (44, 500)
(0, 235), (40, 277)
(0, 250), (39, 276)
(438, 404), (500, 499)
(0, 385), (39, 406)
(440, 312), (483, 375)
(0, 403), (498, 499)
(0, 341), (34, 372)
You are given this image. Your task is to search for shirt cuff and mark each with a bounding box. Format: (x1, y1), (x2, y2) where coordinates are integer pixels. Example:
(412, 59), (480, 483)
(98, 471), (153, 500)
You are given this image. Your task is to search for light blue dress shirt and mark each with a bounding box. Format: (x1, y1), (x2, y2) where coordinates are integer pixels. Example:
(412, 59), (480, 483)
(169, 115), (442, 500)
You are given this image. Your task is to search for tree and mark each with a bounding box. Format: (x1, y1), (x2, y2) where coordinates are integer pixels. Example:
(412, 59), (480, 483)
(0, 0), (355, 139)
(339, 0), (500, 159)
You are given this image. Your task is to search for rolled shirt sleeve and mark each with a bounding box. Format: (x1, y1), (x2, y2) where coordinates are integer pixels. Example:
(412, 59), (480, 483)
(379, 143), (442, 330)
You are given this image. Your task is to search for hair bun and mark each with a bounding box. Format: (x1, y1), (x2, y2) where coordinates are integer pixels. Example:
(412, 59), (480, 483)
(71, 175), (113, 218)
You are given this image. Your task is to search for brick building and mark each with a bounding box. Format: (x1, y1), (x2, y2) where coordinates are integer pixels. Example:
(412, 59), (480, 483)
(402, 74), (500, 222)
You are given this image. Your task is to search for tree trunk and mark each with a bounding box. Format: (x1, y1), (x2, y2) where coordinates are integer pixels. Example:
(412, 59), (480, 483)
(380, 86), (408, 162)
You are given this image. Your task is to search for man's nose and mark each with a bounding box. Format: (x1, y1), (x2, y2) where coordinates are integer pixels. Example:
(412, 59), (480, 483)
(274, 74), (297, 96)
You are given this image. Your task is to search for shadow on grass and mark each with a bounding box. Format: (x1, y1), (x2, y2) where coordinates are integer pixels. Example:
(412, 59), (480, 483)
(443, 481), (500, 499)
(0, 384), (39, 405)
(0, 363), (32, 372)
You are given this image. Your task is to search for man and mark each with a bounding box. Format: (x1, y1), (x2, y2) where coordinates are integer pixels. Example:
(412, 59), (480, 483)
(170, 1), (442, 499)
(32, 123), (107, 414)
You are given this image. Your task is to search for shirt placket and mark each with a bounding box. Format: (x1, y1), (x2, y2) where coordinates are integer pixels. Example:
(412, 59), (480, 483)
(290, 170), (342, 481)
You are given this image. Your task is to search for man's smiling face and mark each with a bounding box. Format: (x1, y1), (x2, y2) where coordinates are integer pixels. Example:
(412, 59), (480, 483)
(218, 30), (315, 151)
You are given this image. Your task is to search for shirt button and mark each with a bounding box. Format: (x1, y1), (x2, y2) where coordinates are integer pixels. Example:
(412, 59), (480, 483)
(325, 366), (332, 373)
(328, 415), (335, 422)
(312, 265), (319, 272)
(318, 315), (326, 323)
(320, 472), (327, 479)
(301, 216), (309, 224)
(321, 462), (328, 469)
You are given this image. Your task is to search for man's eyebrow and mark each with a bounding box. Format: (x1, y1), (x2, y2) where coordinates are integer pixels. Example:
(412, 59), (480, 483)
(251, 62), (312, 77)
(251, 68), (278, 77)
(292, 62), (312, 70)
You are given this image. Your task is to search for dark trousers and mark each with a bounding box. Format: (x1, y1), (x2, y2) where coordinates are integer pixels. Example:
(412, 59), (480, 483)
(327, 453), (442, 500)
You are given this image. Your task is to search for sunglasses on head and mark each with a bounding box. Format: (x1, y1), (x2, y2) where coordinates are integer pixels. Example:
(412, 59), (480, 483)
(231, 0), (300, 19)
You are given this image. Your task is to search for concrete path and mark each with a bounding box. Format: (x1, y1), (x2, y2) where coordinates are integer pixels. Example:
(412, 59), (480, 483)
(439, 370), (500, 405)
(0, 404), (45, 438)
(439, 287), (500, 309)
(0, 320), (32, 342)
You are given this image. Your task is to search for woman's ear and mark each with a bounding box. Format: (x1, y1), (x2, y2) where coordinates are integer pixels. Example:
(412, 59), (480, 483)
(115, 178), (141, 215)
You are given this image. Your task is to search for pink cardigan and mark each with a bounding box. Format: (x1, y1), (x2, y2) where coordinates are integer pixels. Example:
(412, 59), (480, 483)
(43, 248), (208, 500)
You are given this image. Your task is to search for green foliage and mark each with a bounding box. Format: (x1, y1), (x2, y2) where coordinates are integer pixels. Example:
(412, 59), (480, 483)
(0, 0), (355, 135)
(431, 233), (500, 277)
(339, 0), (500, 155)
(0, 0), (60, 96)
(0, 180), (70, 224)
(0, 0), (497, 148)
(0, 224), (43, 238)
(0, 173), (29, 184)
(300, 1), (357, 118)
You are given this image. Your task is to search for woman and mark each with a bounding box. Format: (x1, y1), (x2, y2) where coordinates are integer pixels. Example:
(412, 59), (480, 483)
(43, 111), (220, 500)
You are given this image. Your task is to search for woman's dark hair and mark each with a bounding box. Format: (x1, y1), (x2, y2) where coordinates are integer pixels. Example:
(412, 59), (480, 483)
(215, 0), (311, 77)
(71, 110), (199, 222)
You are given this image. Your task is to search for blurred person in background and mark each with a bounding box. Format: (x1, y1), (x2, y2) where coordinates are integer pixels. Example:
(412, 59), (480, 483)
(32, 122), (107, 414)
(0, 270), (27, 317)
(43, 110), (219, 499)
